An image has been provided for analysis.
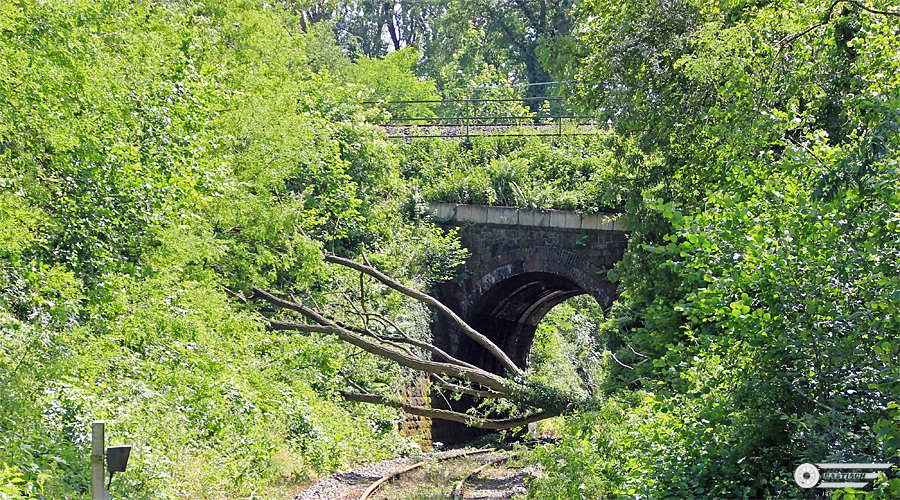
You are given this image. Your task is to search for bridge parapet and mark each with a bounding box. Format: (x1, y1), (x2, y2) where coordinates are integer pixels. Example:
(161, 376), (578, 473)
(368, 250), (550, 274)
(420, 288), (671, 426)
(427, 202), (623, 232)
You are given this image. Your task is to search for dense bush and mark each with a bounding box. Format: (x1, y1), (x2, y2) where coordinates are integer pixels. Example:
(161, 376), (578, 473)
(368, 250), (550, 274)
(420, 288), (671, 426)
(525, 0), (900, 497)
(401, 131), (661, 213)
(0, 1), (461, 497)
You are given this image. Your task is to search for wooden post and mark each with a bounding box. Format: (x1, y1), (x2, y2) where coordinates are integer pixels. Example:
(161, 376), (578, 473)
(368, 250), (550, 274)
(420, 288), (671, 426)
(91, 421), (107, 500)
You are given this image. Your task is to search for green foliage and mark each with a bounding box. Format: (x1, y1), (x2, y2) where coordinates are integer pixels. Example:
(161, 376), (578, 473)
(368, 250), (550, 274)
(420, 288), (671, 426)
(345, 47), (439, 119)
(0, 462), (41, 500)
(0, 0), (473, 498)
(402, 131), (657, 213)
(433, 34), (534, 120)
(637, 165), (900, 495)
(528, 297), (610, 398)
(525, 398), (630, 500)
(306, 0), (579, 95)
(444, 0), (580, 95)
(522, 0), (900, 498)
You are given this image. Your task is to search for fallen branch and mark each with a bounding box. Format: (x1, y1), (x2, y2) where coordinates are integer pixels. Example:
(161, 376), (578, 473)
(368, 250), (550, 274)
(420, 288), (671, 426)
(260, 296), (513, 394)
(246, 254), (583, 430)
(324, 254), (523, 377)
(348, 310), (481, 370)
(430, 374), (506, 400)
(340, 391), (555, 429)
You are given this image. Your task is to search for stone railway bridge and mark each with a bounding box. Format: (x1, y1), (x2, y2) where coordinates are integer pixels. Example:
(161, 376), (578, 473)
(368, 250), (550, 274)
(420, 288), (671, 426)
(422, 203), (629, 443)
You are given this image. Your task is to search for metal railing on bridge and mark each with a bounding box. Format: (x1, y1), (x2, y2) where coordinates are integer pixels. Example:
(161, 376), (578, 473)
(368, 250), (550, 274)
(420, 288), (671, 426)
(364, 82), (599, 139)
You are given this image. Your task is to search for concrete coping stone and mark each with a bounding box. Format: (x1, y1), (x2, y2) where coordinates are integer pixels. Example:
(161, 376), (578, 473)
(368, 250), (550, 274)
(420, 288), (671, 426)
(454, 204), (488, 224)
(427, 202), (624, 232)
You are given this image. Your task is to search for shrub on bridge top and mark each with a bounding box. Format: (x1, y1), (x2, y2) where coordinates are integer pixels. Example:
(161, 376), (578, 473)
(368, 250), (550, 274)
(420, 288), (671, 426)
(401, 130), (659, 214)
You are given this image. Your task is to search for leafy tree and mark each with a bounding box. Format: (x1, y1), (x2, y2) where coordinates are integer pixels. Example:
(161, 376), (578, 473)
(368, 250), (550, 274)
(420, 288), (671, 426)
(0, 0), (473, 497)
(457, 0), (581, 103)
(334, 0), (447, 57)
(343, 47), (440, 120)
(300, 1), (582, 106)
(525, 0), (900, 497)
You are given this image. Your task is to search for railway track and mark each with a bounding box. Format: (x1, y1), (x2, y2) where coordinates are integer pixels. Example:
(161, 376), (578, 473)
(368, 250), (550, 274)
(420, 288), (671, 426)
(449, 454), (515, 500)
(358, 448), (521, 500)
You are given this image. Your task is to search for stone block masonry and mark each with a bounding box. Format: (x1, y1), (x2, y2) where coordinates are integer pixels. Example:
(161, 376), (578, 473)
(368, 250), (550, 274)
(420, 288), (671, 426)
(400, 375), (432, 450)
(425, 203), (630, 444)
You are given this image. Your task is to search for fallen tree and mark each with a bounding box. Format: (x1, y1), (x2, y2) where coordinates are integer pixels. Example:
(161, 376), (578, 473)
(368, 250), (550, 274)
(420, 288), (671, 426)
(249, 253), (586, 429)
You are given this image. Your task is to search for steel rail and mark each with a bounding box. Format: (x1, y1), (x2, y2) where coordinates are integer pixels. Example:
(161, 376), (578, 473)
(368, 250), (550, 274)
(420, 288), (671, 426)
(358, 448), (496, 500)
(450, 454), (517, 500)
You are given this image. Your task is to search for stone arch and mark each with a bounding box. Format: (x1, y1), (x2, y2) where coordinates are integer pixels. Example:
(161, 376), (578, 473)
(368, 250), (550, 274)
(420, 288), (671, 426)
(455, 248), (618, 375)
(426, 206), (629, 443)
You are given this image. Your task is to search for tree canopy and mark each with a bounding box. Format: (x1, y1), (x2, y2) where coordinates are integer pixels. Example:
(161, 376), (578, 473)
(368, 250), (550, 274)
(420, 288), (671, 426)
(529, 0), (900, 497)
(2, 0), (899, 498)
